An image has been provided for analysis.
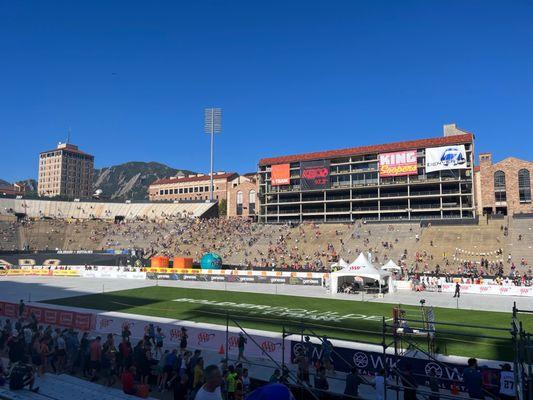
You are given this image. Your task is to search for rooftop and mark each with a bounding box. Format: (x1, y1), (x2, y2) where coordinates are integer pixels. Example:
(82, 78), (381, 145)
(151, 172), (238, 186)
(259, 133), (473, 166)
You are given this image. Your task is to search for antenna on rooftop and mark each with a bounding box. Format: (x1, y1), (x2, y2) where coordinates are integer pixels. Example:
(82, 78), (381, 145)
(66, 127), (72, 144)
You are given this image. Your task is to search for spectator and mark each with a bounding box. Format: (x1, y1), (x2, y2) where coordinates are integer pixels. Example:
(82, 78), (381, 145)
(373, 369), (387, 400)
(463, 358), (484, 399)
(344, 367), (362, 398)
(89, 336), (102, 381)
(269, 369), (281, 383)
(237, 333), (248, 362)
(195, 364), (223, 400)
(400, 364), (418, 400)
(499, 363), (516, 400)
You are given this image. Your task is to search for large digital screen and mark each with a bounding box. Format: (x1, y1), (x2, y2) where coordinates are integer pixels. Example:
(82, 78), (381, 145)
(300, 160), (330, 190)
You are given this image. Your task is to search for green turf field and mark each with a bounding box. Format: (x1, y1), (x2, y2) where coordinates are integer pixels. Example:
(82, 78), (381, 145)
(45, 286), (531, 361)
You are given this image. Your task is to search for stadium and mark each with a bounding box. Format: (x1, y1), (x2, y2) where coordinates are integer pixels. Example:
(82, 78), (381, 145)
(1, 125), (533, 400)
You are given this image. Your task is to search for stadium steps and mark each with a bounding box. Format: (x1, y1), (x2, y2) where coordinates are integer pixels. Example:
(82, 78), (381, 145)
(25, 373), (157, 400)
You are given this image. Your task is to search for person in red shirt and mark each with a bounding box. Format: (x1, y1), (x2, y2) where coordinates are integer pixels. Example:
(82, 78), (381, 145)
(89, 336), (102, 381)
(122, 366), (138, 395)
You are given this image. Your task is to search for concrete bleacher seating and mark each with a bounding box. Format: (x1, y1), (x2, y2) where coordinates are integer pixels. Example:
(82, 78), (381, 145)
(0, 373), (156, 400)
(0, 198), (215, 221)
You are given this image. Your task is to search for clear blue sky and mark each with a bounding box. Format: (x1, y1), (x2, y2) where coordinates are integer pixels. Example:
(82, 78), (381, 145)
(1, 0), (532, 182)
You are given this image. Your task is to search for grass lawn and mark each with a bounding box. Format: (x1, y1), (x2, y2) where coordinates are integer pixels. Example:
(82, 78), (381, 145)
(45, 286), (531, 361)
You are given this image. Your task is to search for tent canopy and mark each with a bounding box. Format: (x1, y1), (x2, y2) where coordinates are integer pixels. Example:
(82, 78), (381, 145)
(382, 259), (402, 271)
(330, 253), (390, 293)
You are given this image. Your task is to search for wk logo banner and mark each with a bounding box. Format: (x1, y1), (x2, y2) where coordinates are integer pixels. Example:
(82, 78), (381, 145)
(290, 341), (499, 391)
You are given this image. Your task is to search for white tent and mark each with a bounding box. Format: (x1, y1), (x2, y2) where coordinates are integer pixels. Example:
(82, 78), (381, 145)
(330, 253), (391, 294)
(382, 259), (402, 271)
(330, 258), (350, 271)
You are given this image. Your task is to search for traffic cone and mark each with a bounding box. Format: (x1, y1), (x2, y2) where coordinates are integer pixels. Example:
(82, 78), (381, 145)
(218, 344), (225, 355)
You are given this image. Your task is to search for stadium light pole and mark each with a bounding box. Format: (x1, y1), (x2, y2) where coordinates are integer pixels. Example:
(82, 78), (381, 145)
(204, 108), (222, 202)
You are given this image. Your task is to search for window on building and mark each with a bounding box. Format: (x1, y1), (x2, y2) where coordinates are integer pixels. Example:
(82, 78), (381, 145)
(249, 190), (256, 215)
(494, 170), (506, 202)
(518, 169), (531, 203)
(159, 189), (164, 195)
(236, 191), (243, 215)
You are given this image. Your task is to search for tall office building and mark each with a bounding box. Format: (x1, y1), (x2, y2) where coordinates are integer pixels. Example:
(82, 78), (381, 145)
(38, 142), (94, 199)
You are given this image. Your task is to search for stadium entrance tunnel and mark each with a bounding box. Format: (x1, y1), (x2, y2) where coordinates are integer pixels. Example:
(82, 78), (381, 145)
(114, 215), (125, 223)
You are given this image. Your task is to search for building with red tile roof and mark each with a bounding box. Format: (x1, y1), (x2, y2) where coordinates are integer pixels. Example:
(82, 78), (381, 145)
(258, 124), (476, 223)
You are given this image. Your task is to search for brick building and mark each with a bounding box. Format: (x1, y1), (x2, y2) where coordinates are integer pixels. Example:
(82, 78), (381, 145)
(258, 124), (476, 223)
(38, 142), (94, 199)
(475, 153), (532, 216)
(227, 174), (259, 218)
(149, 172), (237, 202)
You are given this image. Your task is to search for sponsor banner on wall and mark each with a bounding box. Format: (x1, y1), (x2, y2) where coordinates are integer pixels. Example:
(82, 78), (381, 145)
(290, 341), (499, 391)
(145, 273), (322, 286)
(0, 301), (94, 331)
(271, 164), (291, 186)
(95, 314), (284, 362)
(440, 283), (533, 297)
(300, 160), (330, 190)
(425, 145), (467, 173)
(379, 150), (418, 177)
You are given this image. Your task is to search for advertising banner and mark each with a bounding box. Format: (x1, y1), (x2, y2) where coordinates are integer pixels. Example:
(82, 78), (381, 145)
(271, 164), (291, 186)
(0, 301), (94, 331)
(379, 150), (418, 177)
(425, 145), (467, 173)
(300, 160), (330, 190)
(145, 273), (322, 286)
(440, 283), (533, 297)
(290, 341), (499, 391)
(95, 314), (284, 362)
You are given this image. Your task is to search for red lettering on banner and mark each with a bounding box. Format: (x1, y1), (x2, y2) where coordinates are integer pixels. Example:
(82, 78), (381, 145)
(260, 341), (278, 353)
(520, 288), (530, 295)
(169, 328), (181, 341)
(480, 286), (489, 292)
(197, 332), (215, 344)
(99, 318), (113, 329)
(228, 336), (239, 349)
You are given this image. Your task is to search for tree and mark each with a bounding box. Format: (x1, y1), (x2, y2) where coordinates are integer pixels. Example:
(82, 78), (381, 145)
(218, 199), (227, 217)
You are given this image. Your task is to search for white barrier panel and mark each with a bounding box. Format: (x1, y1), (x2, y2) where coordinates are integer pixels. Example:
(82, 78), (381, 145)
(440, 283), (533, 297)
(81, 270), (146, 280)
(95, 313), (284, 362)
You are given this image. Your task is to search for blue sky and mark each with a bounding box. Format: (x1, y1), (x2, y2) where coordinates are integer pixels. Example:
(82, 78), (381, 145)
(1, 0), (532, 182)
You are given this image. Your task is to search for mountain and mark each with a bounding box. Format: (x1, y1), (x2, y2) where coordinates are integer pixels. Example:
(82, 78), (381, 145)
(0, 178), (37, 193)
(93, 161), (195, 200)
(18, 179), (38, 192)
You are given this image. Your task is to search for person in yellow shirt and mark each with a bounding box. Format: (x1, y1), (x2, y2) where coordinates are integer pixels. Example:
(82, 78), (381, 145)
(193, 358), (204, 391)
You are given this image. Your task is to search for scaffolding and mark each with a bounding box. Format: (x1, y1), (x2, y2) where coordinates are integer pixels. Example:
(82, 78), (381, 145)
(218, 301), (529, 400)
(512, 302), (533, 400)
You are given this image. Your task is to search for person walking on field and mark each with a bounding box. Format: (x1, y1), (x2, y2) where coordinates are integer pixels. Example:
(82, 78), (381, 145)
(453, 282), (461, 298)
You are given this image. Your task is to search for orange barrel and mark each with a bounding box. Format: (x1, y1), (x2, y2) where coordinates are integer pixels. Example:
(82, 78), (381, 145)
(151, 256), (170, 268)
(173, 257), (193, 269)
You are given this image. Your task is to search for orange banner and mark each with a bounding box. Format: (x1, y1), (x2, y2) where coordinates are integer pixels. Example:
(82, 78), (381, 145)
(271, 164), (290, 186)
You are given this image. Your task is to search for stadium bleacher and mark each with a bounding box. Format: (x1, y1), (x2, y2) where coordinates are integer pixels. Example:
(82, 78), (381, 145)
(0, 198), (215, 221)
(0, 373), (156, 400)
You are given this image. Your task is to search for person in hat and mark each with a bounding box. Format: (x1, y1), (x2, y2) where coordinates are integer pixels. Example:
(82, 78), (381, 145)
(499, 363), (516, 400)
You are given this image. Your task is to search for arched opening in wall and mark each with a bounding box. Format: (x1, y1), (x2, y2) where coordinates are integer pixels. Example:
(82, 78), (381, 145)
(494, 170), (507, 215)
(518, 169), (531, 204)
(249, 190), (256, 216)
(236, 191), (243, 216)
